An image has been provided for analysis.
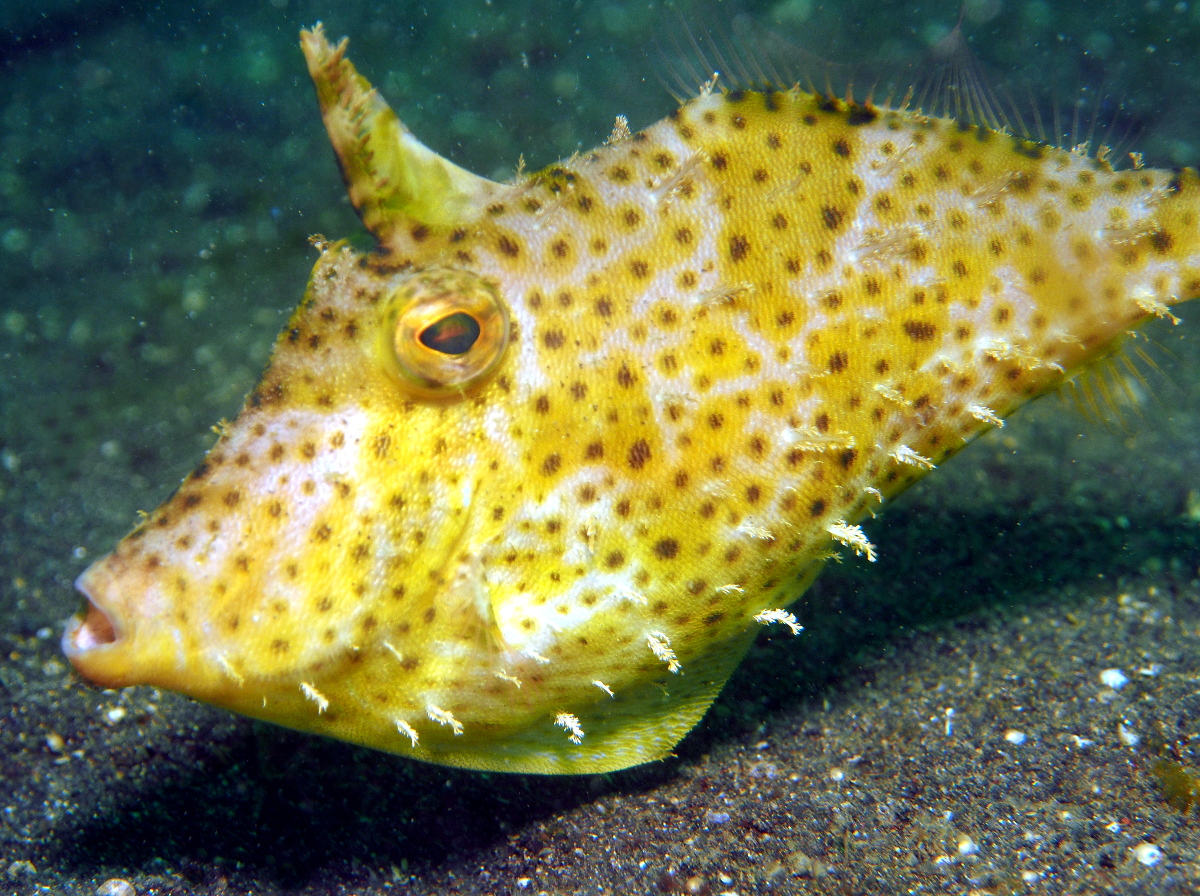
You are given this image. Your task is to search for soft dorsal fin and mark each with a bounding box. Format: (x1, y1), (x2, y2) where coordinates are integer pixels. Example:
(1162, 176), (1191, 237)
(300, 24), (509, 249)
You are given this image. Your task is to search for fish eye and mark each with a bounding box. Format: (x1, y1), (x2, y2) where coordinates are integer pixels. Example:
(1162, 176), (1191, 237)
(419, 312), (481, 355)
(384, 268), (509, 396)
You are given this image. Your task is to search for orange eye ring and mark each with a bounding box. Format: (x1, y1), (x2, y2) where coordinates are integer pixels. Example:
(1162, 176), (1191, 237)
(383, 267), (509, 396)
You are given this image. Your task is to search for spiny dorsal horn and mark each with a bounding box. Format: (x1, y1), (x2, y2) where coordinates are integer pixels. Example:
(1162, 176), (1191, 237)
(300, 24), (508, 249)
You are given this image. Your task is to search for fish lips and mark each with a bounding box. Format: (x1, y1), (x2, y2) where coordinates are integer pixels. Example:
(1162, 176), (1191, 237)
(63, 557), (136, 689)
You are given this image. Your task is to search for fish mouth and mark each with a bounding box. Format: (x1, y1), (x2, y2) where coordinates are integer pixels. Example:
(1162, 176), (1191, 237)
(67, 590), (118, 650)
(62, 562), (132, 687)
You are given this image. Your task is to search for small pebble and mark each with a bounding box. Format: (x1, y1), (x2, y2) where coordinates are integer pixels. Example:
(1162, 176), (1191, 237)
(1099, 668), (1128, 689)
(181, 288), (207, 314)
(2, 228), (30, 253)
(45, 732), (65, 753)
(6, 860), (36, 879)
(104, 706), (127, 725)
(1118, 722), (1140, 746)
(1004, 729), (1027, 744)
(1132, 843), (1163, 866)
(68, 317), (92, 345)
(96, 879), (136, 896)
(2, 310), (26, 335)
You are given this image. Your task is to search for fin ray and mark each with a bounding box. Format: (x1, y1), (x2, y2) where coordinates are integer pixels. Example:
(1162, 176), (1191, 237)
(300, 24), (508, 247)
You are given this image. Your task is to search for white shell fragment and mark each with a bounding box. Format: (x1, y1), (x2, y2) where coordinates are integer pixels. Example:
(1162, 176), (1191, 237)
(1133, 843), (1163, 866)
(1099, 668), (1129, 690)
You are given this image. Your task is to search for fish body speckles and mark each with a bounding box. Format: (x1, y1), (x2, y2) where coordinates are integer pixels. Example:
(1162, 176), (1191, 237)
(63, 24), (1200, 773)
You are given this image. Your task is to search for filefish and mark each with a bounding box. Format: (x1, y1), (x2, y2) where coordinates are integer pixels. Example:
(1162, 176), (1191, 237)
(63, 24), (1200, 773)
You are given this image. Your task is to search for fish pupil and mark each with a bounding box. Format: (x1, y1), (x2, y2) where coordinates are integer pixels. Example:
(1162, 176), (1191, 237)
(419, 311), (481, 355)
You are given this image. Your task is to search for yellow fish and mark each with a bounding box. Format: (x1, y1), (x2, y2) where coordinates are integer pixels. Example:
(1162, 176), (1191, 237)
(63, 24), (1200, 773)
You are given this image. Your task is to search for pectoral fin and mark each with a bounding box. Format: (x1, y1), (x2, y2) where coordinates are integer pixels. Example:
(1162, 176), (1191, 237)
(300, 24), (508, 248)
(429, 628), (759, 774)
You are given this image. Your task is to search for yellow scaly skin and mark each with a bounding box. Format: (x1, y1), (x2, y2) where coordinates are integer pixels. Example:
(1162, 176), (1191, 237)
(63, 25), (1200, 773)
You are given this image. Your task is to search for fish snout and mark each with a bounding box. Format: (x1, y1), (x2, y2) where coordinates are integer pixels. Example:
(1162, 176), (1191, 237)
(62, 557), (138, 689)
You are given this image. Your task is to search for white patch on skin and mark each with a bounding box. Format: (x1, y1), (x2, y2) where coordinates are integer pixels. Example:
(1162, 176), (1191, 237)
(468, 118), (725, 418)
(442, 551), (495, 634)
(499, 296), (553, 395)
(723, 309), (811, 388)
(192, 407), (373, 609)
(492, 560), (639, 653)
(481, 395), (524, 457)
(649, 151), (705, 205)
(104, 403), (395, 685)
(215, 653), (244, 686)
(782, 425), (855, 451)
